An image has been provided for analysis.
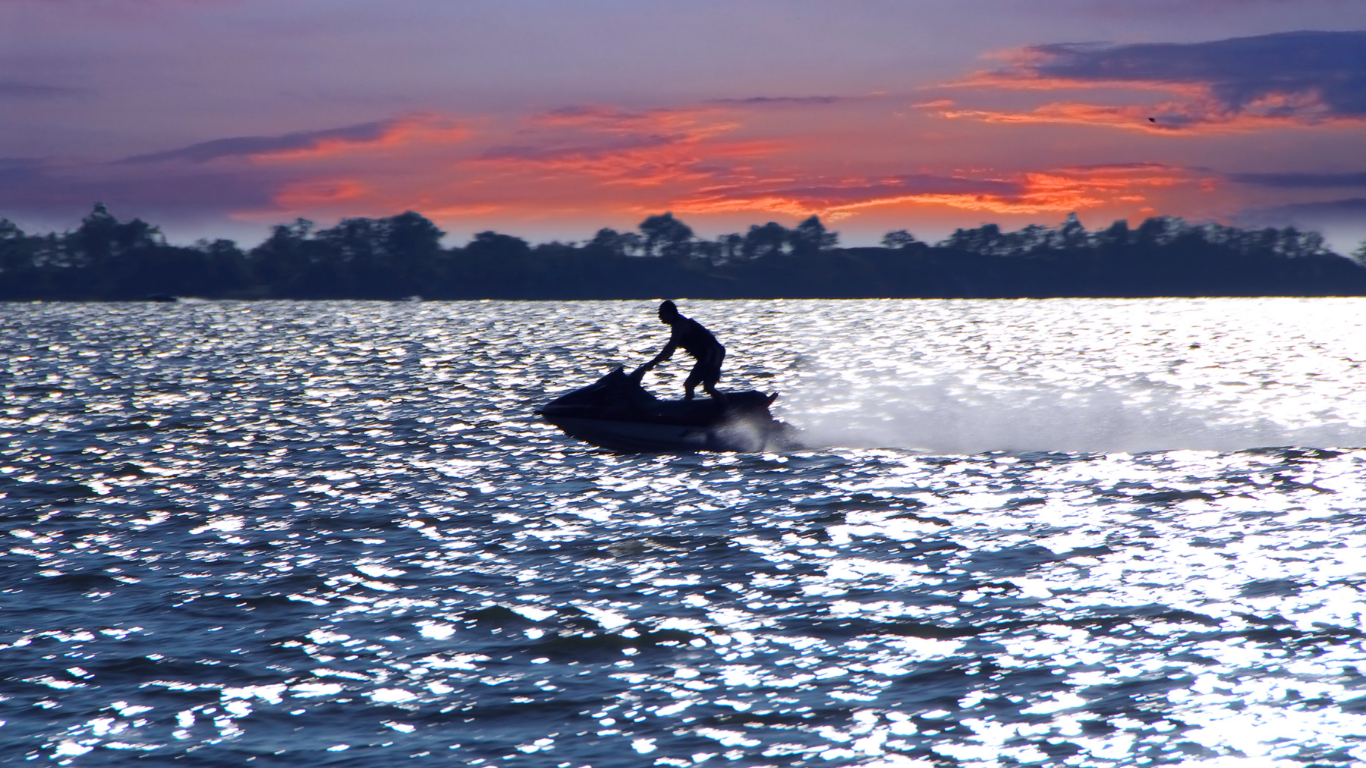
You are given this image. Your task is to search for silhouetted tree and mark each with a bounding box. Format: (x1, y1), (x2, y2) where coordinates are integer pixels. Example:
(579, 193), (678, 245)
(619, 232), (644, 256)
(939, 222), (1016, 252)
(587, 228), (629, 256)
(1097, 219), (1130, 247)
(385, 211), (445, 269)
(691, 239), (722, 264)
(5, 207), (1366, 301)
(70, 202), (164, 269)
(465, 231), (530, 258)
(584, 228), (645, 257)
(306, 211), (444, 296)
(742, 222), (789, 259)
(881, 230), (920, 249)
(1280, 228), (1326, 258)
(249, 218), (320, 293)
(0, 218), (31, 273)
(1134, 216), (1185, 247)
(789, 215), (838, 256)
(717, 233), (744, 262)
(638, 212), (694, 258)
(1016, 225), (1050, 253)
(1052, 212), (1089, 250)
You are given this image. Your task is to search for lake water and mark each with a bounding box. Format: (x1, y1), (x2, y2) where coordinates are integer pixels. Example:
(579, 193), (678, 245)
(4, 298), (1366, 767)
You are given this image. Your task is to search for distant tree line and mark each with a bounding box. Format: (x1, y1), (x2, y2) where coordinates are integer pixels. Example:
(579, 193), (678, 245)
(2, 203), (1365, 300)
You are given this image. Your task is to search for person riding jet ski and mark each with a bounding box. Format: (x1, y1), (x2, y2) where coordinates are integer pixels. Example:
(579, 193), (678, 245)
(537, 300), (796, 452)
(632, 300), (726, 402)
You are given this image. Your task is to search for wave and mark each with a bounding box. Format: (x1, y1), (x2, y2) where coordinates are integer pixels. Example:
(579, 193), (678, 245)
(781, 373), (1366, 454)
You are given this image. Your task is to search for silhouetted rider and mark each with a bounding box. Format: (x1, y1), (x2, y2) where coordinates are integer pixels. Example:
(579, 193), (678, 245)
(632, 300), (726, 401)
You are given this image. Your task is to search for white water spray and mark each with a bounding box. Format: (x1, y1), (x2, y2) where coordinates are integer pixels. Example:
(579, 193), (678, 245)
(781, 372), (1366, 454)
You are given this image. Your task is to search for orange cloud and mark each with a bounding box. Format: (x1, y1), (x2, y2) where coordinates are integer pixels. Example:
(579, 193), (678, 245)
(175, 93), (1229, 239)
(952, 72), (1208, 98)
(473, 139), (782, 188)
(671, 164), (1206, 219)
(531, 105), (723, 136)
(275, 179), (367, 208)
(421, 203), (504, 219)
(253, 114), (470, 163)
(469, 104), (777, 188)
(930, 96), (1361, 135)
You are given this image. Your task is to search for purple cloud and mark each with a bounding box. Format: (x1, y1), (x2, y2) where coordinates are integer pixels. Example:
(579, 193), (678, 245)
(120, 121), (389, 164)
(0, 154), (281, 228)
(0, 79), (83, 99)
(0, 157), (43, 185)
(1015, 31), (1366, 117)
(1244, 197), (1366, 220)
(1238, 197), (1366, 251)
(710, 96), (846, 107)
(476, 134), (677, 164)
(1230, 171), (1366, 188)
(732, 173), (1022, 203)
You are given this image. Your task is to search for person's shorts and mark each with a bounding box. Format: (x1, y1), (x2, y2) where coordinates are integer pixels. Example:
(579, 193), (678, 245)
(688, 346), (725, 386)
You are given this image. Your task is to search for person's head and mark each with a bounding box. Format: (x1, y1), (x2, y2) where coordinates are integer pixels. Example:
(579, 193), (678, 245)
(658, 300), (679, 323)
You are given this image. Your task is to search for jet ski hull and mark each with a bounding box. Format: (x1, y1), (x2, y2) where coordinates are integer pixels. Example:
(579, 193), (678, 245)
(540, 415), (713, 453)
(536, 368), (798, 453)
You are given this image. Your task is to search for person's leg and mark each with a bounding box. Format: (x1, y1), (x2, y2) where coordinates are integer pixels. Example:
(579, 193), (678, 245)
(700, 347), (725, 402)
(683, 365), (702, 400)
(702, 375), (725, 402)
(685, 348), (725, 401)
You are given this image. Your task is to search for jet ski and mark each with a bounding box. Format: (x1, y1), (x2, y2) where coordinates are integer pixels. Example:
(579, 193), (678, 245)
(536, 367), (799, 453)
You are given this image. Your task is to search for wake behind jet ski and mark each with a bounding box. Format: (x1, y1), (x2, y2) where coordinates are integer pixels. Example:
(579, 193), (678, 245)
(536, 367), (797, 452)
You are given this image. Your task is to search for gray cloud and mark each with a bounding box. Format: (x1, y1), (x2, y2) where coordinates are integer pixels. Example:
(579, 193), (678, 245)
(0, 153), (281, 223)
(1230, 171), (1366, 189)
(1245, 197), (1366, 219)
(1238, 197), (1366, 251)
(710, 96), (845, 107)
(120, 121), (388, 164)
(476, 134), (676, 163)
(0, 79), (83, 99)
(756, 173), (1021, 202)
(1014, 31), (1366, 118)
(0, 157), (44, 186)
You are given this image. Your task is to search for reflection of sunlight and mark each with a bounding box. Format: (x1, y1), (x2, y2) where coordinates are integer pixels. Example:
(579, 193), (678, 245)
(7, 300), (1366, 765)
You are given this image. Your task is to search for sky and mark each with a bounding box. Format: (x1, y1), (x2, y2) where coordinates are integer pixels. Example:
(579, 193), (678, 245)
(2, 0), (1365, 250)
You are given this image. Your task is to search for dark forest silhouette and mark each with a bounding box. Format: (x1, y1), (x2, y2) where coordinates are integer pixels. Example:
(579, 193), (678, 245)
(3, 203), (1365, 300)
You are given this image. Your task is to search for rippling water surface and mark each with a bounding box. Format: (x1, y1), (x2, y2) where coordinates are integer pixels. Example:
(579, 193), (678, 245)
(4, 299), (1366, 767)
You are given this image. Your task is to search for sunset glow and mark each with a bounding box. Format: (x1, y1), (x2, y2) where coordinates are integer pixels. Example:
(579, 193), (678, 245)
(1, 1), (1363, 249)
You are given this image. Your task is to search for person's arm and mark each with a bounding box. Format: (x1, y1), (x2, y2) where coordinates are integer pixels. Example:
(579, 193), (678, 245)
(632, 330), (678, 380)
(645, 339), (676, 369)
